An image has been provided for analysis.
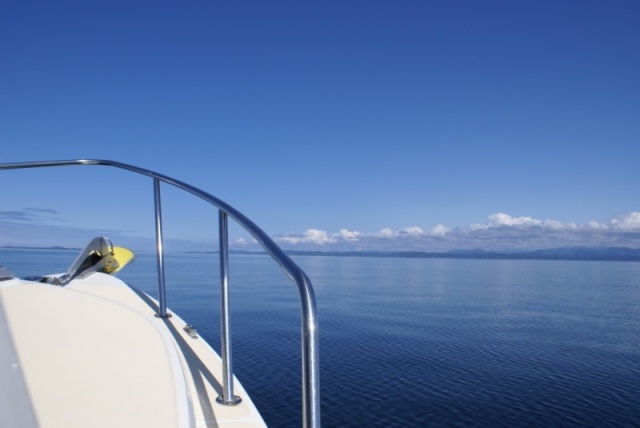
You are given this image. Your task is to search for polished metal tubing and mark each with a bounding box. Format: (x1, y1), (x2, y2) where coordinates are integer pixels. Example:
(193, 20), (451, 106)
(153, 178), (170, 318)
(216, 210), (241, 405)
(0, 159), (320, 428)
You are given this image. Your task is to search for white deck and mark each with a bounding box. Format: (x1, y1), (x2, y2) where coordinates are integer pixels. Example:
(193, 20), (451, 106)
(0, 273), (267, 428)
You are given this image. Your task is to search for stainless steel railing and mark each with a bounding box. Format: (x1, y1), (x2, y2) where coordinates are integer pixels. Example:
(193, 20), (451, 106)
(0, 159), (320, 428)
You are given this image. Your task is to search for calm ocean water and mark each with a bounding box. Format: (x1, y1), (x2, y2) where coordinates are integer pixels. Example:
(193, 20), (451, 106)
(2, 248), (639, 427)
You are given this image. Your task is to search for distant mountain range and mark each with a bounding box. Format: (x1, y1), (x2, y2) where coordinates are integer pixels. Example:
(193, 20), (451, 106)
(276, 247), (640, 261)
(0, 245), (80, 251)
(4, 245), (640, 261)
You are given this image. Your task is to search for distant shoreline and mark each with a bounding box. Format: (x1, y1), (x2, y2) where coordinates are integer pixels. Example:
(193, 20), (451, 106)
(3, 246), (640, 262)
(188, 247), (640, 262)
(0, 245), (81, 251)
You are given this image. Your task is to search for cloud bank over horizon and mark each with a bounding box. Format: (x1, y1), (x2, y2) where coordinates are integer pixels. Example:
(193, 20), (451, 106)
(271, 212), (640, 252)
(1, 208), (639, 253)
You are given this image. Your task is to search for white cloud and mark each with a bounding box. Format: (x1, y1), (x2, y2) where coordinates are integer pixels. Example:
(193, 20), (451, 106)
(0, 208), (63, 224)
(276, 229), (337, 245)
(338, 229), (360, 241)
(545, 220), (567, 230)
(376, 228), (395, 238)
(400, 226), (424, 236)
(372, 226), (427, 238)
(488, 213), (540, 227)
(471, 213), (549, 230)
(610, 211), (640, 231)
(430, 225), (449, 236)
(270, 211), (640, 252)
(587, 220), (606, 230)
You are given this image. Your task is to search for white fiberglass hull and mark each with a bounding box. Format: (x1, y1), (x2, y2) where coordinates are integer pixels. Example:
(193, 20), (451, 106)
(0, 273), (266, 428)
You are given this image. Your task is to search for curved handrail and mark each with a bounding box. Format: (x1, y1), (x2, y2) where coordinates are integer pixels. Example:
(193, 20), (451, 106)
(0, 159), (320, 428)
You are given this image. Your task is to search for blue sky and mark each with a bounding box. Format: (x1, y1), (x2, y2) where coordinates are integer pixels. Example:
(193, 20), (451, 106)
(1, 1), (639, 252)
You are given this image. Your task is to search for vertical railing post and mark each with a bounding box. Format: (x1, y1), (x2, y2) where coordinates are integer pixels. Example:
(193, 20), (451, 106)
(217, 209), (241, 405)
(300, 286), (321, 428)
(0, 160), (321, 426)
(154, 178), (170, 318)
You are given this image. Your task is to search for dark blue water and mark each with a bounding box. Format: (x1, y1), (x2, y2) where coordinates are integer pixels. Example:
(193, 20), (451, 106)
(3, 249), (639, 427)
